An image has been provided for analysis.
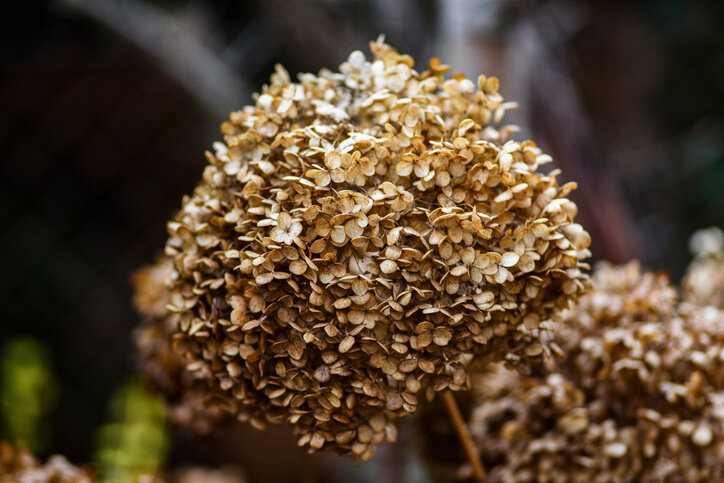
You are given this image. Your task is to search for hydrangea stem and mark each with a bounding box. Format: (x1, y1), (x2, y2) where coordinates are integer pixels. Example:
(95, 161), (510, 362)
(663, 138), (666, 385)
(441, 391), (486, 482)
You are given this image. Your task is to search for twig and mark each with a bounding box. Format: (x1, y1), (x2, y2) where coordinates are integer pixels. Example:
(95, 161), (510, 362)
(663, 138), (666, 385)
(441, 391), (486, 482)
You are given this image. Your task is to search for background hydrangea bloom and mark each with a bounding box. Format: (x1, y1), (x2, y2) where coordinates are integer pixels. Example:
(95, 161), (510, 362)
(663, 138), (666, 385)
(466, 262), (724, 481)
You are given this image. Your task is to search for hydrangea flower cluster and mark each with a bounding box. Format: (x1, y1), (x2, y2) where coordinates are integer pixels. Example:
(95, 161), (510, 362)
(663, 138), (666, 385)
(133, 37), (590, 461)
(469, 262), (724, 481)
(0, 443), (93, 483)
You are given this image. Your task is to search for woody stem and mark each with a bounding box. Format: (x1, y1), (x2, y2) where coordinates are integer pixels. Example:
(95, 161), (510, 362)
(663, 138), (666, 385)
(441, 391), (486, 482)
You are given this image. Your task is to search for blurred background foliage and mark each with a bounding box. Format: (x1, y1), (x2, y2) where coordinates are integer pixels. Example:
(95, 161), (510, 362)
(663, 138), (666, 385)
(94, 377), (169, 482)
(0, 0), (722, 481)
(0, 338), (59, 454)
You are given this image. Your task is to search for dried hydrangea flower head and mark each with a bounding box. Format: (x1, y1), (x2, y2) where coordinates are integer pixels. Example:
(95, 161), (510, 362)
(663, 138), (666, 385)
(0, 443), (94, 483)
(468, 262), (724, 482)
(683, 227), (724, 308)
(133, 36), (590, 461)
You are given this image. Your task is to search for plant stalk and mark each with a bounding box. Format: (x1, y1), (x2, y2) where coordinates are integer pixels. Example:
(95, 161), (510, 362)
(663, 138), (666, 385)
(441, 391), (486, 482)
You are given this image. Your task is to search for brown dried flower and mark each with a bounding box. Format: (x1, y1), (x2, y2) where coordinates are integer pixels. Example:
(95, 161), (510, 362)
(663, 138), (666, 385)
(133, 36), (590, 461)
(468, 262), (724, 482)
(683, 227), (724, 308)
(0, 442), (248, 483)
(0, 443), (94, 482)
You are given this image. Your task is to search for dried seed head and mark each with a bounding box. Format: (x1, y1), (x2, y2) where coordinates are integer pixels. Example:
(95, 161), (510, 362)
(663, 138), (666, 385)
(682, 227), (724, 308)
(464, 262), (724, 481)
(0, 443), (94, 482)
(133, 37), (590, 462)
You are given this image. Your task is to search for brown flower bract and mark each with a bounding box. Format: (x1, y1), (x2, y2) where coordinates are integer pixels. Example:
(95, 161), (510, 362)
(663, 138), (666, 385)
(133, 37), (590, 461)
(471, 262), (724, 482)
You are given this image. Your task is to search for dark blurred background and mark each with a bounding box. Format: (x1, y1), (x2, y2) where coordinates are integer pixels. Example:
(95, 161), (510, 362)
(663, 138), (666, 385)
(1, 0), (722, 481)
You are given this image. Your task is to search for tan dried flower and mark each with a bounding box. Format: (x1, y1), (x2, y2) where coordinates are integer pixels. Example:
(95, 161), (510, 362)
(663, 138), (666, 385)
(466, 262), (724, 482)
(683, 227), (724, 308)
(133, 36), (590, 462)
(0, 442), (249, 483)
(0, 443), (94, 482)
(269, 213), (303, 245)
